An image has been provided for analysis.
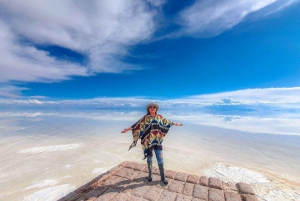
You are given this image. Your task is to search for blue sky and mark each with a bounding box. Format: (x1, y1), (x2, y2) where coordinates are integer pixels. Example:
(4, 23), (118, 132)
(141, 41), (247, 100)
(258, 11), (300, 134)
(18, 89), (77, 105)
(0, 0), (300, 105)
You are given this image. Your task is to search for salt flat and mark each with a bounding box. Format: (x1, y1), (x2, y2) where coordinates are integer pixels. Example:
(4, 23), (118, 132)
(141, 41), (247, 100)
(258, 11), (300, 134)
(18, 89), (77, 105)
(0, 109), (299, 201)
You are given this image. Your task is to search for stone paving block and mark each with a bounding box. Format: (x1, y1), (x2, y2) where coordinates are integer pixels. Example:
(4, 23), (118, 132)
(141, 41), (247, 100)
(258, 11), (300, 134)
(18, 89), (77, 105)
(134, 163), (147, 171)
(240, 194), (258, 201)
(123, 168), (137, 180)
(111, 192), (132, 201)
(75, 197), (85, 201)
(103, 175), (122, 186)
(108, 166), (123, 174)
(119, 161), (130, 167)
(156, 179), (173, 190)
(126, 170), (142, 180)
(183, 182), (194, 196)
(236, 183), (255, 195)
(194, 184), (208, 200)
(192, 198), (206, 201)
(176, 194), (193, 201)
(115, 167), (133, 178)
(153, 167), (160, 175)
(131, 195), (148, 201)
(158, 190), (177, 201)
(168, 180), (185, 193)
(175, 172), (188, 182)
(187, 174), (200, 184)
(135, 171), (148, 182)
(84, 186), (108, 199)
(132, 184), (150, 198)
(125, 161), (139, 169)
(152, 174), (162, 182)
(96, 188), (118, 201)
(209, 178), (223, 190)
(143, 186), (163, 201)
(165, 170), (177, 179)
(113, 177), (131, 191)
(208, 188), (224, 201)
(224, 182), (238, 192)
(224, 192), (241, 201)
(199, 176), (208, 186)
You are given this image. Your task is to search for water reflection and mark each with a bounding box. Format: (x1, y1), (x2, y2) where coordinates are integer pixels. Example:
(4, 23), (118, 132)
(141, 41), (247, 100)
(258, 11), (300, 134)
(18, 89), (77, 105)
(0, 108), (300, 201)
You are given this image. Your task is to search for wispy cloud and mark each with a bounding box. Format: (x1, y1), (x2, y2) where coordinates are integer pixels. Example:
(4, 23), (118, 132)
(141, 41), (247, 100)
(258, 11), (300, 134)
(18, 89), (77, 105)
(1, 87), (300, 107)
(0, 0), (159, 85)
(177, 0), (297, 37)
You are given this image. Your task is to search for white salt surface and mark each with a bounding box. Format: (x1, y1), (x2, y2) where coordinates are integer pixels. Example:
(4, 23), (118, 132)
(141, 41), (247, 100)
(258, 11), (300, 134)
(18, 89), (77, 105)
(26, 180), (58, 190)
(23, 184), (75, 201)
(19, 144), (80, 154)
(203, 163), (270, 184)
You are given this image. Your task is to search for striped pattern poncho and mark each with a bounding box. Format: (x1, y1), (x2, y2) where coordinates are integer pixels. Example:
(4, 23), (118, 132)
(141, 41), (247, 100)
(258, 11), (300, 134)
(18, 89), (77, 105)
(128, 114), (174, 158)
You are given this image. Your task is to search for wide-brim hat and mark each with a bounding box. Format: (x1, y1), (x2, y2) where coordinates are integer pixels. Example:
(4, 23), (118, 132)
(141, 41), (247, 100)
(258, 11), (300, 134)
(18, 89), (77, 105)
(146, 103), (159, 111)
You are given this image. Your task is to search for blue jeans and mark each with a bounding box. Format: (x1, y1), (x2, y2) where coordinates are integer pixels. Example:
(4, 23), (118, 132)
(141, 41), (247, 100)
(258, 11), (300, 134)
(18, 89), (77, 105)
(147, 149), (164, 164)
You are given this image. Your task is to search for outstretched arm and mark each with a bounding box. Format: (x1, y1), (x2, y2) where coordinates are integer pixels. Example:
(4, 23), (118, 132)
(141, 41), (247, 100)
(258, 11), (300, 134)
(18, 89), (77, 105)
(121, 127), (133, 133)
(173, 122), (183, 126)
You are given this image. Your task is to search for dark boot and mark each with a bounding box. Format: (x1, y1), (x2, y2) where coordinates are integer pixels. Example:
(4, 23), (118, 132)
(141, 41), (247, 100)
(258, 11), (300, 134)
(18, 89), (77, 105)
(147, 161), (152, 182)
(158, 163), (168, 185)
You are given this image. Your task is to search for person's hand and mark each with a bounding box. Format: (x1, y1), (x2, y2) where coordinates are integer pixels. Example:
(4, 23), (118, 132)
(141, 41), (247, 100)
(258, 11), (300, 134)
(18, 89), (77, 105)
(121, 128), (130, 133)
(174, 123), (183, 126)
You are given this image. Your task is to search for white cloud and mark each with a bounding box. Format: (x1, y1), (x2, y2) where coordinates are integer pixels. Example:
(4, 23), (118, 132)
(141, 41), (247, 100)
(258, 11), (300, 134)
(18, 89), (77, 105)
(187, 87), (300, 105)
(177, 0), (296, 37)
(0, 85), (29, 98)
(0, 0), (157, 84)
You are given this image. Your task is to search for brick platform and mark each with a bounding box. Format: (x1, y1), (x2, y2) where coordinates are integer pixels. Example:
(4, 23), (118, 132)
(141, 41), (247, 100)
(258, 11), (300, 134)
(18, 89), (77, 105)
(58, 161), (258, 201)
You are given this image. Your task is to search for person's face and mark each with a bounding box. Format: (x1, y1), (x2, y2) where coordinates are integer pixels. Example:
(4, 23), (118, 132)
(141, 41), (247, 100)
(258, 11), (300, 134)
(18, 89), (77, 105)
(148, 106), (157, 113)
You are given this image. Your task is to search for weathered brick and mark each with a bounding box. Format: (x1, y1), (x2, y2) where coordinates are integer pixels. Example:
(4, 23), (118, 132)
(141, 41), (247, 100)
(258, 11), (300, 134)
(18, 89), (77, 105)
(168, 180), (185, 193)
(124, 169), (140, 180)
(192, 198), (206, 201)
(108, 166), (123, 174)
(112, 192), (132, 201)
(187, 174), (200, 184)
(176, 194), (193, 201)
(236, 183), (255, 195)
(240, 194), (258, 201)
(131, 195), (148, 201)
(96, 188), (118, 201)
(175, 172), (188, 182)
(183, 183), (194, 196)
(208, 188), (224, 201)
(135, 171), (148, 182)
(134, 163), (147, 171)
(115, 167), (134, 178)
(224, 182), (238, 192)
(209, 178), (223, 190)
(224, 192), (241, 201)
(153, 166), (160, 175)
(165, 170), (177, 179)
(103, 175), (122, 186)
(143, 186), (163, 201)
(132, 184), (150, 198)
(119, 161), (130, 167)
(193, 184), (208, 200)
(158, 190), (177, 201)
(125, 161), (139, 169)
(84, 186), (108, 199)
(199, 176), (208, 186)
(156, 179), (173, 190)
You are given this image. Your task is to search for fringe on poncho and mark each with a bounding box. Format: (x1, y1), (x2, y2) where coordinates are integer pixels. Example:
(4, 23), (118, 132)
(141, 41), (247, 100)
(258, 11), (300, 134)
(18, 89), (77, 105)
(128, 114), (174, 159)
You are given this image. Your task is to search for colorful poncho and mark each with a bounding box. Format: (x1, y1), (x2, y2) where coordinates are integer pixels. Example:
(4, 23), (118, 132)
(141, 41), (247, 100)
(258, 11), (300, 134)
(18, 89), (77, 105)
(128, 114), (174, 158)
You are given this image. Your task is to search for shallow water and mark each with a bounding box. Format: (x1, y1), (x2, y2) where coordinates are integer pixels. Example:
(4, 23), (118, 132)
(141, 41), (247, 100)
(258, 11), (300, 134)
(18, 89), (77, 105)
(0, 109), (300, 201)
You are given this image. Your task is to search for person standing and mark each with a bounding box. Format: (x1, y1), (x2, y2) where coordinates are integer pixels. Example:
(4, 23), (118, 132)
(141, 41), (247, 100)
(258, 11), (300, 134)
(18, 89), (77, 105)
(121, 103), (183, 184)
